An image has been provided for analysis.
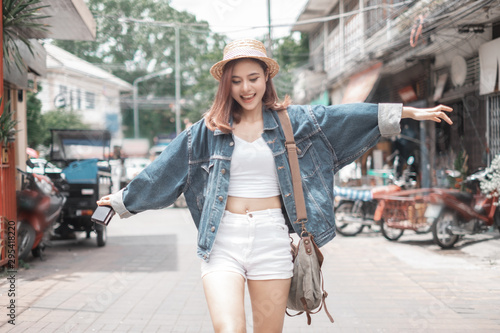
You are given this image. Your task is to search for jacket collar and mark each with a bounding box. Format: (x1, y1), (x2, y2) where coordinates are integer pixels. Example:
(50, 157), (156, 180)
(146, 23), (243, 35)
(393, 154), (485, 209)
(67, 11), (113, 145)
(214, 105), (279, 136)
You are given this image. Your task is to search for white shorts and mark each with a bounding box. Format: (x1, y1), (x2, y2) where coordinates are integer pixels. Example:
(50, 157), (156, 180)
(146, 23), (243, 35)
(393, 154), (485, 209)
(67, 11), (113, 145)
(201, 208), (294, 281)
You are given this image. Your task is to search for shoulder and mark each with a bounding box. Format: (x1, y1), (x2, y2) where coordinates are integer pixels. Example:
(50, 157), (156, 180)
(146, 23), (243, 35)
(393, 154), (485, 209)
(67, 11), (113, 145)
(287, 104), (321, 124)
(187, 118), (215, 139)
(284, 105), (320, 136)
(183, 118), (218, 156)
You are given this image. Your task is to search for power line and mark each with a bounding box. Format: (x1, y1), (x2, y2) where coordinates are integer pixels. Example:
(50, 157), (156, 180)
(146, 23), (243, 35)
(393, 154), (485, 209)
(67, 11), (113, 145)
(93, 1), (413, 35)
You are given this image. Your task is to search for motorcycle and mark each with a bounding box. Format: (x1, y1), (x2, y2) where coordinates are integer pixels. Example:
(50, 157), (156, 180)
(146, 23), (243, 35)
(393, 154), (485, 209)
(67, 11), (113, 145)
(426, 169), (500, 249)
(334, 156), (417, 236)
(16, 161), (68, 260)
(334, 185), (400, 236)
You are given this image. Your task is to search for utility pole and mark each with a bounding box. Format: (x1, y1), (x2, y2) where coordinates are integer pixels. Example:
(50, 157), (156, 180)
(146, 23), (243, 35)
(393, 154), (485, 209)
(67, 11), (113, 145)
(132, 68), (172, 138)
(133, 25), (181, 138)
(175, 26), (181, 135)
(267, 0), (272, 57)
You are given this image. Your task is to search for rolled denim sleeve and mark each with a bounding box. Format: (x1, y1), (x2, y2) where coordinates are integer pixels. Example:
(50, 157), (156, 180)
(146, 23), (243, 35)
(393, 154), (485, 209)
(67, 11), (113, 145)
(109, 188), (132, 218)
(378, 103), (402, 136)
(311, 103), (402, 172)
(111, 130), (190, 218)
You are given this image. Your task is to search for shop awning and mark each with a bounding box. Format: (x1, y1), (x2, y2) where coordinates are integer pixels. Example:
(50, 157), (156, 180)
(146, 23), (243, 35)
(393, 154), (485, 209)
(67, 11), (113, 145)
(35, 0), (96, 41)
(341, 62), (382, 104)
(479, 37), (500, 96)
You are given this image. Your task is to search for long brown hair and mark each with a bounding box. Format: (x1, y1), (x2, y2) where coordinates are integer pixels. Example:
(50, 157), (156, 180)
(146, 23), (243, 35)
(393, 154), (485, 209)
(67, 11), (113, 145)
(204, 58), (291, 133)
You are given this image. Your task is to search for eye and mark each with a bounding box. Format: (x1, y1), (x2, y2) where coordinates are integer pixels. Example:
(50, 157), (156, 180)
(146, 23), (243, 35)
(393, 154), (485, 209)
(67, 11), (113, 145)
(250, 78), (258, 82)
(232, 81), (241, 84)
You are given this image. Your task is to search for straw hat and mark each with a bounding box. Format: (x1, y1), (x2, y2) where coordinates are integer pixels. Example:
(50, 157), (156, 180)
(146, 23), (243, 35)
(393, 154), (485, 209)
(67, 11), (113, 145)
(210, 39), (280, 81)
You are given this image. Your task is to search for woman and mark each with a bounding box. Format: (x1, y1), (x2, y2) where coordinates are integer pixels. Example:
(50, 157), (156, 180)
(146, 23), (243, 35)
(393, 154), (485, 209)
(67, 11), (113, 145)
(97, 39), (452, 332)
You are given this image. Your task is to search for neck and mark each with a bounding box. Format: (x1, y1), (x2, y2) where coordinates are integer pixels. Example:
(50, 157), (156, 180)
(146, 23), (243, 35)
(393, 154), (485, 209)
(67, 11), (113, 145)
(239, 102), (263, 123)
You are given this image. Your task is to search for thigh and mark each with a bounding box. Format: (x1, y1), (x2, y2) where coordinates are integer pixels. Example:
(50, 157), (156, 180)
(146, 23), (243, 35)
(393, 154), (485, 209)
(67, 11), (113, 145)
(248, 278), (291, 333)
(203, 271), (247, 333)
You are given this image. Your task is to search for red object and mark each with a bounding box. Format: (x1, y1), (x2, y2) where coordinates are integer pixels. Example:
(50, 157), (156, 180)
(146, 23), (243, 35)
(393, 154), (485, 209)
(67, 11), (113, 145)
(398, 85), (418, 103)
(0, 2), (19, 268)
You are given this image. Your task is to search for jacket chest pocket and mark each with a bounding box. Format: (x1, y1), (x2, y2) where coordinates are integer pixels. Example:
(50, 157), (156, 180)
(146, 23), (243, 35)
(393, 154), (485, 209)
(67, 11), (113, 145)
(201, 161), (215, 191)
(196, 161), (214, 210)
(296, 139), (320, 179)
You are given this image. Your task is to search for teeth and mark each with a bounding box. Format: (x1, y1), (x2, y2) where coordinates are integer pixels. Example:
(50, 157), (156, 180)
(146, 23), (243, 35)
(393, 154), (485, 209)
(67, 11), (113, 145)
(242, 94), (254, 99)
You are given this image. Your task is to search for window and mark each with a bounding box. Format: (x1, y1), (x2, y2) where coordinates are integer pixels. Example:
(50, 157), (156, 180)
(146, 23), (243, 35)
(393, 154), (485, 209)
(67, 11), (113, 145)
(327, 4), (339, 34)
(489, 94), (500, 161)
(365, 0), (409, 38)
(76, 89), (81, 110)
(365, 0), (385, 38)
(344, 0), (358, 14)
(85, 91), (95, 110)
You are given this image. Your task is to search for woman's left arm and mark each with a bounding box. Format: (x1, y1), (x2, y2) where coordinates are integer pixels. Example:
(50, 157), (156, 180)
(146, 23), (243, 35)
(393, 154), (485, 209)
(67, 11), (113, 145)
(402, 104), (453, 125)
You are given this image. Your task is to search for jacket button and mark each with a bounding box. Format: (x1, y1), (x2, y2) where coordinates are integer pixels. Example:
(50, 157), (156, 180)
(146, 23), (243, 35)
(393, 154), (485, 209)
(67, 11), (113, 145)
(218, 196), (224, 202)
(307, 248), (311, 253)
(304, 240), (309, 245)
(211, 226), (215, 232)
(221, 169), (226, 174)
(229, 141), (234, 146)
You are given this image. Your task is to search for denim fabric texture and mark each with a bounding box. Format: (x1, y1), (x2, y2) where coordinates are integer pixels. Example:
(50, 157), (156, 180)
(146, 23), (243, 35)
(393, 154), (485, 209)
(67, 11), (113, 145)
(110, 103), (402, 262)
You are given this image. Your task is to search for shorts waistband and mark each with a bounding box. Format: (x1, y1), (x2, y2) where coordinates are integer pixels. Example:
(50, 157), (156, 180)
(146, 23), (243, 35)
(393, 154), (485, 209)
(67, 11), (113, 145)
(223, 208), (283, 219)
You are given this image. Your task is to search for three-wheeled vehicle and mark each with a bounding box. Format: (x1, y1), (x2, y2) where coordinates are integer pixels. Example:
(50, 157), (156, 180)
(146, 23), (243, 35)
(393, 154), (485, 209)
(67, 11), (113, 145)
(49, 129), (113, 246)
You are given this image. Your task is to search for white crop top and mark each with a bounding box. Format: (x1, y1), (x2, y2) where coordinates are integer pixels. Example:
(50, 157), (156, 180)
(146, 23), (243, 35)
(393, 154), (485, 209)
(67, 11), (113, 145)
(227, 135), (281, 198)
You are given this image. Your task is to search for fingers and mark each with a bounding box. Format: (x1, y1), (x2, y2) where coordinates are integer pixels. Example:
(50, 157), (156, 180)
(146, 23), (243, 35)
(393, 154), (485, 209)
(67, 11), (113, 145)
(431, 105), (453, 125)
(439, 112), (453, 125)
(97, 196), (111, 206)
(434, 104), (453, 112)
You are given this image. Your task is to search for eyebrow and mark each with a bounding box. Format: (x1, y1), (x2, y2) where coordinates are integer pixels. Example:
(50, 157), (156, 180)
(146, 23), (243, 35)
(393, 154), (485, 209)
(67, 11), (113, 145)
(232, 72), (261, 79)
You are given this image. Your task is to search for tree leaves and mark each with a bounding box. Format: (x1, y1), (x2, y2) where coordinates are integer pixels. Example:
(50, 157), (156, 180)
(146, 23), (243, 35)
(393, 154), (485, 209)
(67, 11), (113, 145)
(2, 0), (50, 72)
(53, 0), (225, 143)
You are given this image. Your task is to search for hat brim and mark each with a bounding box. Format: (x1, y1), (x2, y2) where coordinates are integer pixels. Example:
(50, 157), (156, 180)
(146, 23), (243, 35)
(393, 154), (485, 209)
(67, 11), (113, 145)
(210, 56), (279, 81)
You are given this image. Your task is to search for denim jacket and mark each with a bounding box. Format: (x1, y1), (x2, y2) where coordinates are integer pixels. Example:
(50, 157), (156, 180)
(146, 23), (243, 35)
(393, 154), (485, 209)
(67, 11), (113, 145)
(110, 103), (402, 262)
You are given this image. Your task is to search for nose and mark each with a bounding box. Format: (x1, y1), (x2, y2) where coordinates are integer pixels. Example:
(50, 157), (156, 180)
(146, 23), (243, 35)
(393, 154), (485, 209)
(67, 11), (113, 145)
(242, 80), (250, 92)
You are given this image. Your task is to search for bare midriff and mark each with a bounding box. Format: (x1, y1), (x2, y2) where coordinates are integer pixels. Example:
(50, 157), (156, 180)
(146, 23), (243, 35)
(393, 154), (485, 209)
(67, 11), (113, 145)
(225, 195), (282, 214)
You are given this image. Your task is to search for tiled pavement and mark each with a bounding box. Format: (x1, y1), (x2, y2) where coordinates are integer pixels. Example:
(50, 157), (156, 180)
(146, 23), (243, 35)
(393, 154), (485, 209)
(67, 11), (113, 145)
(1, 208), (500, 332)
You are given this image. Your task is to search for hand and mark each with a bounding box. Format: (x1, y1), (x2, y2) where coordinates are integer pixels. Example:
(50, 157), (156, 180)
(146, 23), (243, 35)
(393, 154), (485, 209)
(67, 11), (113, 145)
(402, 104), (453, 125)
(97, 195), (111, 206)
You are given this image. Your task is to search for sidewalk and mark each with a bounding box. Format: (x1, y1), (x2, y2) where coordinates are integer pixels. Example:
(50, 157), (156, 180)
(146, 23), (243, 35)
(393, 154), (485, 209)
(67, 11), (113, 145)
(1, 208), (499, 332)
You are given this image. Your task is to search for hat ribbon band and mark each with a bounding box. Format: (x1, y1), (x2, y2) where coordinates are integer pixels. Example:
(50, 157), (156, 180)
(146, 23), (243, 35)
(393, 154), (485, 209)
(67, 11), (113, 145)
(223, 49), (268, 61)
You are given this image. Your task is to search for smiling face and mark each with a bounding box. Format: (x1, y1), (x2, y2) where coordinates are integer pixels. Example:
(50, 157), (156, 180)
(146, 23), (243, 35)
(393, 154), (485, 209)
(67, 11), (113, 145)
(230, 59), (268, 114)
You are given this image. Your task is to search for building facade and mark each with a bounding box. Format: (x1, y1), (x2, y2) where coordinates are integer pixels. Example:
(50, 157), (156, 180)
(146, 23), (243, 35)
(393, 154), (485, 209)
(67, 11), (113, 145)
(293, 0), (500, 186)
(38, 44), (132, 142)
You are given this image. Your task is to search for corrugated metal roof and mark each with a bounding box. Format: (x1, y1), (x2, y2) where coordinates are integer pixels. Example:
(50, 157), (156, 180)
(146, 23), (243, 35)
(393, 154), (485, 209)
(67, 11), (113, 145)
(27, 0), (96, 41)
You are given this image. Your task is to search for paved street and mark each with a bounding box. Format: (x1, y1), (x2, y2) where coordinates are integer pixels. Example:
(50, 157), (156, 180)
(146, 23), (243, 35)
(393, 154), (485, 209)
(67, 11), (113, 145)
(1, 207), (500, 332)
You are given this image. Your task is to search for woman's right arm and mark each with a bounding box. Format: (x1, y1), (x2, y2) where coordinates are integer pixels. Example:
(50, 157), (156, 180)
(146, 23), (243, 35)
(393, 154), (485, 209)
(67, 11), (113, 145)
(97, 130), (190, 218)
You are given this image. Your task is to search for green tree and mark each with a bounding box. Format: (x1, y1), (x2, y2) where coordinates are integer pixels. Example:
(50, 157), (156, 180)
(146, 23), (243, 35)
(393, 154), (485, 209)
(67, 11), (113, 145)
(272, 33), (309, 100)
(40, 110), (89, 148)
(26, 84), (89, 148)
(53, 0), (226, 143)
(26, 87), (44, 148)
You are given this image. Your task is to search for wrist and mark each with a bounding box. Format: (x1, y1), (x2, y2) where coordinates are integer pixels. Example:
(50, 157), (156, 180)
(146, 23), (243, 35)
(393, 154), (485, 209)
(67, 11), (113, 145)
(402, 106), (414, 119)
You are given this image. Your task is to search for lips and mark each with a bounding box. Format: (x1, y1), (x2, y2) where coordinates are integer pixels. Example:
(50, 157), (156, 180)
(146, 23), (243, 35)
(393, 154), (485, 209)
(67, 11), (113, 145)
(241, 93), (256, 103)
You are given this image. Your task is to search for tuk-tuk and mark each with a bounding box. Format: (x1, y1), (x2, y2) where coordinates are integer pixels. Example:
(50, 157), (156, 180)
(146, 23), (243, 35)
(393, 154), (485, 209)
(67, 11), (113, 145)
(49, 129), (113, 246)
